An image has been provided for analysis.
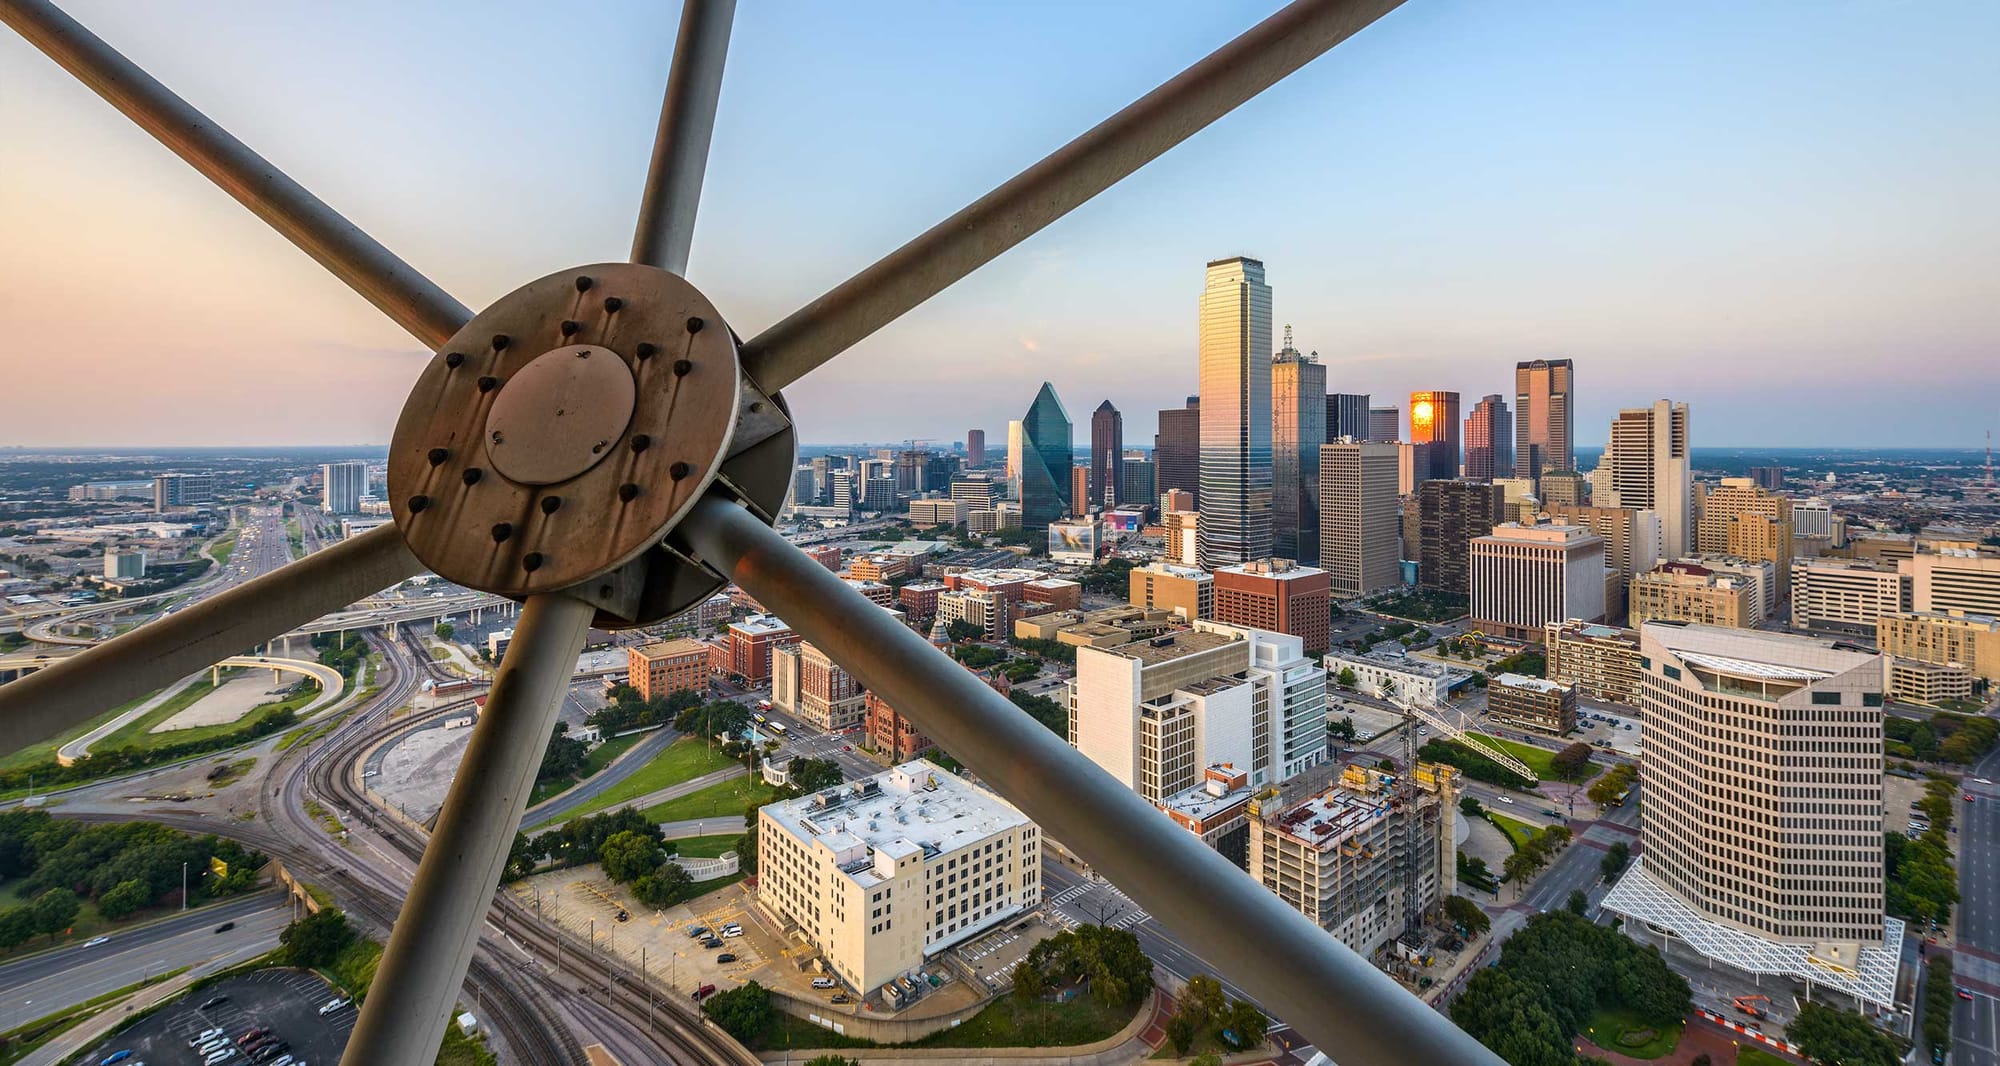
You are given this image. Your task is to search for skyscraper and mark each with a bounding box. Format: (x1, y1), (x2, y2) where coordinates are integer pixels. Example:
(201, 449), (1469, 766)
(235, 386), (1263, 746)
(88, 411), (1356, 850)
(1462, 395), (1512, 483)
(1015, 383), (1072, 530)
(1122, 455), (1156, 512)
(1319, 440), (1400, 599)
(1090, 400), (1124, 508)
(1154, 397), (1201, 509)
(966, 429), (986, 468)
(1006, 420), (1025, 497)
(1271, 330), (1326, 563)
(320, 460), (367, 514)
(1197, 257), (1273, 567)
(1417, 479), (1505, 596)
(1597, 400), (1692, 558)
(1409, 391), (1460, 480)
(1513, 358), (1574, 486)
(1326, 393), (1370, 443)
(1368, 406), (1400, 443)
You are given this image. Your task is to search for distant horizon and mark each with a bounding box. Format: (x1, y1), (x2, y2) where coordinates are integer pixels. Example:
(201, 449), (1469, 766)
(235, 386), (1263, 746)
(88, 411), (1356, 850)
(1, 442), (1987, 457)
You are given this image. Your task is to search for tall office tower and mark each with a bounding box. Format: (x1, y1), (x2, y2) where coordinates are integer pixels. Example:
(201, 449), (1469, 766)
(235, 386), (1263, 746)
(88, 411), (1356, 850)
(1749, 465), (1784, 491)
(966, 429), (986, 468)
(320, 460), (367, 514)
(152, 472), (215, 512)
(809, 456), (832, 503)
(1319, 440), (1400, 599)
(1155, 396), (1201, 506)
(1162, 488), (1194, 513)
(1271, 334), (1327, 563)
(1598, 400), (1692, 558)
(1069, 620), (1327, 796)
(892, 449), (923, 492)
(1162, 512), (1201, 569)
(1005, 420), (1025, 497)
(1122, 455), (1156, 511)
(1368, 406), (1400, 443)
(1015, 382), (1073, 530)
(1408, 391), (1461, 479)
(1070, 466), (1091, 517)
(1602, 624), (1895, 1010)
(1546, 503), (1663, 579)
(790, 466), (815, 508)
(950, 476), (999, 513)
(926, 453), (960, 491)
(1197, 256), (1273, 567)
(861, 476), (897, 512)
(1462, 395), (1512, 483)
(1695, 478), (1795, 591)
(1469, 523), (1607, 642)
(1417, 479), (1506, 596)
(1326, 393), (1371, 443)
(1539, 470), (1586, 508)
(1214, 558), (1331, 654)
(1513, 358), (1574, 486)
(1395, 442), (1432, 496)
(769, 641), (867, 731)
(1090, 400), (1124, 508)
(1129, 560), (1213, 620)
(829, 471), (856, 512)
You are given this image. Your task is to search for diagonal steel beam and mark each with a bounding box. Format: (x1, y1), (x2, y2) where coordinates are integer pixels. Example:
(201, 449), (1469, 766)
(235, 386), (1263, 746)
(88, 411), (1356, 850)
(737, 0), (1404, 392)
(631, 0), (735, 275)
(0, 524), (420, 756)
(676, 496), (1507, 1066)
(342, 592), (595, 1066)
(0, 0), (471, 349)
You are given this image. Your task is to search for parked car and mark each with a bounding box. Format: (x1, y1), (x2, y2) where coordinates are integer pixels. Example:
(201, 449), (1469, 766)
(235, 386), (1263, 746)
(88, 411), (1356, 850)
(252, 1042), (290, 1062)
(99, 1053), (133, 1066)
(201, 996), (229, 1009)
(318, 997), (352, 1015)
(702, 937), (723, 949)
(686, 926), (709, 939)
(831, 992), (851, 1003)
(721, 927), (744, 939)
(694, 984), (718, 1000)
(811, 977), (837, 989)
(189, 1028), (226, 1048)
(717, 953), (738, 963)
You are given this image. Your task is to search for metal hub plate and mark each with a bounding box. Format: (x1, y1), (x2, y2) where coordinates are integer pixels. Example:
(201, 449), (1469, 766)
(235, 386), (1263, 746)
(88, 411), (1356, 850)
(388, 263), (740, 600)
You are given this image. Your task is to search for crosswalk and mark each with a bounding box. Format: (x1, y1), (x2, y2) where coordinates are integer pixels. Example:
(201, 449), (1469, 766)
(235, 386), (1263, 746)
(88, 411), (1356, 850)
(1048, 885), (1091, 906)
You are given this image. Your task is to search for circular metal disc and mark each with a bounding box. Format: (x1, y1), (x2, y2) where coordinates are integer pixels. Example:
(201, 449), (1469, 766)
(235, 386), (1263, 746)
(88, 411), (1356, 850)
(388, 263), (740, 598)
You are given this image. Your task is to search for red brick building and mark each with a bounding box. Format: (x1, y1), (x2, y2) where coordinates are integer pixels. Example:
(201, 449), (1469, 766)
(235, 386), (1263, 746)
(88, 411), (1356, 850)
(805, 544), (842, 571)
(899, 581), (946, 623)
(865, 692), (935, 763)
(1024, 578), (1083, 612)
(726, 614), (800, 683)
(627, 638), (709, 701)
(1213, 559), (1332, 654)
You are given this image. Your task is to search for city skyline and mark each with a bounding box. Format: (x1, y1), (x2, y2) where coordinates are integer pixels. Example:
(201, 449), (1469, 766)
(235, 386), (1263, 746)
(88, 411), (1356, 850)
(4, 1), (1997, 450)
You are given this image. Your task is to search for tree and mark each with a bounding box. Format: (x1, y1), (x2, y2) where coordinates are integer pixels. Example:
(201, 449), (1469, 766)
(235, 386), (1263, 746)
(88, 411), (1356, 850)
(1459, 796), (1483, 817)
(1181, 973), (1226, 1029)
(599, 830), (667, 884)
(946, 620), (982, 643)
(1165, 1010), (1200, 1056)
(1550, 742), (1594, 781)
(1786, 1001), (1903, 1066)
(787, 757), (844, 794)
(1335, 667), (1358, 690)
(538, 722), (589, 784)
(280, 908), (356, 968)
(28, 887), (80, 943)
(702, 980), (774, 1041)
(803, 1058), (859, 1066)
(97, 878), (153, 920)
(633, 862), (695, 909)
(1600, 840), (1631, 882)
(1328, 716), (1357, 742)
(1222, 998), (1268, 1049)
(1012, 957), (1048, 1004)
(1443, 894), (1490, 936)
(434, 621), (455, 640)
(1566, 889), (1588, 916)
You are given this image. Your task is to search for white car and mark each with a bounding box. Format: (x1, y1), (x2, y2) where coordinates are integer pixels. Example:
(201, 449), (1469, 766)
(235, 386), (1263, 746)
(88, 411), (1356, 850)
(202, 1048), (236, 1065)
(811, 977), (837, 989)
(84, 935), (110, 947)
(319, 997), (352, 1015)
(721, 927), (744, 938)
(189, 1028), (225, 1048)
(1497, 796), (1514, 804)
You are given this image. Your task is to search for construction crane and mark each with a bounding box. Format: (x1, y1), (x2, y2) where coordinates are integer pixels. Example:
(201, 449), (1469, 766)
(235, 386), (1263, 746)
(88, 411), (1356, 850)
(1387, 694), (1539, 785)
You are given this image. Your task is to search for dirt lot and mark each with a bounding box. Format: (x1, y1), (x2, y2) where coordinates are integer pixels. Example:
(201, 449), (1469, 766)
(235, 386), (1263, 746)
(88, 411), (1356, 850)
(508, 867), (768, 996)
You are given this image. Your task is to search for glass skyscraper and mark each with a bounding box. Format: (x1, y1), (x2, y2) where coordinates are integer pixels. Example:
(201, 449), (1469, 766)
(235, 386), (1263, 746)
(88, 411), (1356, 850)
(1017, 382), (1073, 531)
(1197, 257), (1273, 566)
(1272, 331), (1325, 564)
(1514, 358), (1575, 487)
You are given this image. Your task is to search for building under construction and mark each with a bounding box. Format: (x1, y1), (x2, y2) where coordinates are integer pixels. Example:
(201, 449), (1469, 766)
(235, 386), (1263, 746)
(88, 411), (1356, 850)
(1246, 762), (1457, 961)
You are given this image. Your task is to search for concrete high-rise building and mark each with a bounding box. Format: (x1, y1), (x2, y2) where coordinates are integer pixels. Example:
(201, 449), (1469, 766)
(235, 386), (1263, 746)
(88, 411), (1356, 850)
(1462, 394), (1512, 483)
(966, 429), (986, 468)
(1602, 624), (1895, 1009)
(1749, 465), (1784, 491)
(1539, 470), (1586, 508)
(861, 476), (896, 512)
(1695, 478), (1795, 590)
(757, 761), (1040, 998)
(950, 476), (999, 511)
(1016, 382), (1073, 530)
(320, 460), (368, 514)
(1122, 456), (1156, 512)
(725, 614), (800, 682)
(103, 548), (147, 581)
(770, 642), (867, 731)
(152, 472), (215, 512)
(1319, 440), (1400, 599)
(1488, 674), (1577, 735)
(1544, 620), (1643, 705)
(1154, 397), (1201, 506)
(1197, 257), (1273, 566)
(1090, 401), (1124, 508)
(1417, 479), (1506, 596)
(1907, 550), (2000, 617)
(1408, 391), (1460, 480)
(1070, 466), (1091, 518)
(1271, 335), (1327, 563)
(1129, 560), (1213, 621)
(1069, 621), (1327, 797)
(1368, 406), (1400, 444)
(1546, 503), (1664, 579)
(1214, 558), (1332, 655)
(1469, 523), (1607, 642)
(1326, 393), (1370, 443)
(1630, 561), (1756, 630)
(1006, 420), (1025, 497)
(1162, 511), (1200, 568)
(1162, 488), (1194, 513)
(1513, 358), (1574, 486)
(1877, 610), (2000, 685)
(1395, 442), (1432, 497)
(1597, 400), (1691, 558)
(1791, 558), (1910, 634)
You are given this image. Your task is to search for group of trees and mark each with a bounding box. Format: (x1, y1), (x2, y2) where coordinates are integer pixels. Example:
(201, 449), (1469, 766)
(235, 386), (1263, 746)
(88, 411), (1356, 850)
(1010, 636), (1077, 665)
(1887, 711), (1999, 764)
(1549, 742), (1595, 782)
(1328, 716), (1357, 742)
(1419, 740), (1535, 791)
(1011, 924), (1155, 1012)
(1499, 823), (1572, 885)
(587, 685), (706, 735)
(510, 807), (669, 879)
(0, 812), (263, 949)
(1442, 894), (1491, 936)
(312, 631), (366, 680)
(702, 980), (774, 1041)
(1786, 1001), (1905, 1066)
(1587, 763), (1637, 807)
(280, 907), (357, 968)
(1450, 911), (1690, 1066)
(537, 722), (589, 786)
(1922, 954), (1955, 1059)
(1599, 840), (1632, 883)
(1456, 851), (1497, 894)
(1162, 973), (1269, 1055)
(952, 644), (1007, 669)
(1885, 826), (1958, 927)
(1075, 558), (1135, 595)
(1008, 691), (1067, 737)
(598, 828), (696, 908)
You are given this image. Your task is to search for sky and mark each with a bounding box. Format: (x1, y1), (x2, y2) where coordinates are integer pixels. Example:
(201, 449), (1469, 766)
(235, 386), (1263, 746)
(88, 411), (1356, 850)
(2, 0), (1996, 450)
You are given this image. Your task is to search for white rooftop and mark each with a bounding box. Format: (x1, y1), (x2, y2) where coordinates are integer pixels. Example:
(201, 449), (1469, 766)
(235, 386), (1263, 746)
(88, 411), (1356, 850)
(765, 760), (1032, 889)
(731, 613), (793, 636)
(1494, 672), (1567, 693)
(1139, 561), (1212, 581)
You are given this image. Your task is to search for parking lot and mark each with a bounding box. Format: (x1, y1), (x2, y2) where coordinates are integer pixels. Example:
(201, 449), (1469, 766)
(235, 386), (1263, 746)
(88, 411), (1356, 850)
(79, 968), (353, 1066)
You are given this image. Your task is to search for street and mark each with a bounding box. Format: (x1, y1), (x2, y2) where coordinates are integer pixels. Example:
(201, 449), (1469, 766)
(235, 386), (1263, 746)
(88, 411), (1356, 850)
(1956, 749), (2000, 1065)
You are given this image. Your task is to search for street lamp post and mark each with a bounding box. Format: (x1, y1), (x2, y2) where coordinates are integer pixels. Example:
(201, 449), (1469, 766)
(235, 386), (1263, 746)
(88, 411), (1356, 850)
(182, 861), (188, 910)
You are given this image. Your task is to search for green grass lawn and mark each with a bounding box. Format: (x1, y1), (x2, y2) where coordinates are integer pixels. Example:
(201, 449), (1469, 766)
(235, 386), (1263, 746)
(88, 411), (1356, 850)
(1485, 811), (1545, 851)
(99, 676), (319, 754)
(1734, 1049), (1790, 1066)
(538, 737), (734, 825)
(0, 690), (152, 773)
(671, 834), (741, 858)
(527, 733), (644, 807)
(909, 993), (1139, 1048)
(1482, 736), (1602, 783)
(640, 774), (779, 823)
(207, 530), (238, 564)
(1583, 1007), (1683, 1060)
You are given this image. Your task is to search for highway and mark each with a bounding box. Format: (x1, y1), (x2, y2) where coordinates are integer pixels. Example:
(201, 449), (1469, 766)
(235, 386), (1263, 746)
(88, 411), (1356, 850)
(0, 891), (291, 1032)
(523, 726), (683, 827)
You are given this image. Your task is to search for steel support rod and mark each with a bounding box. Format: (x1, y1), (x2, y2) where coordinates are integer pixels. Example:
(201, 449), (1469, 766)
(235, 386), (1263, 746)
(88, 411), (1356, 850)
(630, 0), (735, 275)
(0, 0), (471, 349)
(342, 592), (595, 1066)
(737, 0), (1403, 392)
(675, 497), (1504, 1066)
(0, 523), (419, 756)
